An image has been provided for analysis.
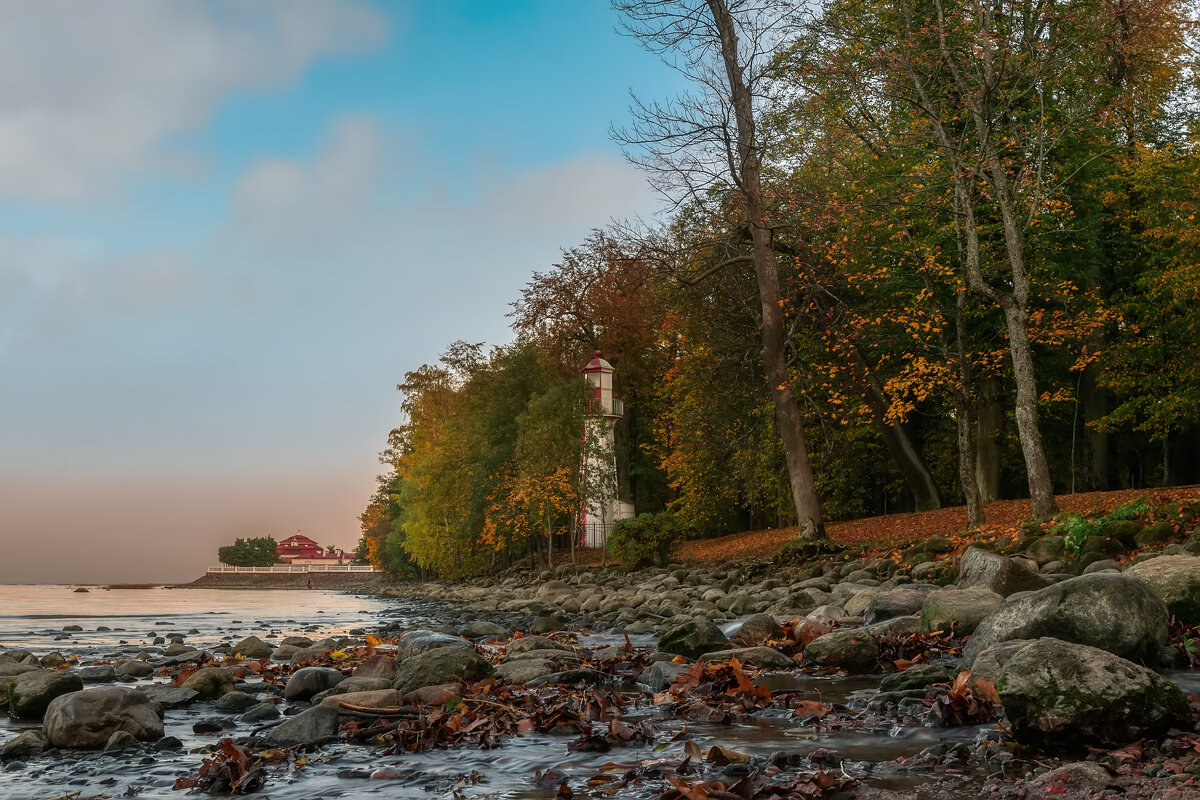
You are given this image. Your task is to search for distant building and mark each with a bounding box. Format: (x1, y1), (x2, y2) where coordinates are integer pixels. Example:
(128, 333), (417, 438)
(276, 534), (347, 565)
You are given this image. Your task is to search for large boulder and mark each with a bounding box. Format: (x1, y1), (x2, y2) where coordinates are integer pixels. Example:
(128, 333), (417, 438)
(44, 687), (164, 749)
(1024, 536), (1066, 565)
(266, 704), (339, 746)
(994, 638), (1189, 748)
(1126, 555), (1200, 624)
(8, 669), (84, 720)
(699, 647), (794, 668)
(396, 630), (469, 661)
(1, 729), (49, 758)
(957, 547), (1050, 597)
(180, 667), (234, 700)
(920, 588), (1004, 635)
(803, 629), (878, 673)
(729, 613), (782, 647)
(862, 587), (929, 625)
(284, 667), (345, 701)
(391, 646), (493, 695)
(656, 620), (730, 659)
(231, 636), (273, 659)
(962, 573), (1168, 668)
(141, 685), (198, 709)
(505, 636), (566, 656)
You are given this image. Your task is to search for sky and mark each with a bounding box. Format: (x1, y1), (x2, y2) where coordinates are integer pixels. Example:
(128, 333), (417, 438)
(0, 0), (680, 584)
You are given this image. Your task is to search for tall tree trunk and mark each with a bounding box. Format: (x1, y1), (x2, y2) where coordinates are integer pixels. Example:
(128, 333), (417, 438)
(1003, 307), (1059, 518)
(856, 381), (941, 511)
(708, 0), (824, 538)
(975, 376), (1004, 504)
(954, 291), (985, 526)
(1082, 364), (1109, 490)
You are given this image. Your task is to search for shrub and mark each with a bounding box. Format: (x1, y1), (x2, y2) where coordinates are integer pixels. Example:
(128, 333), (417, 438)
(607, 512), (690, 567)
(1050, 497), (1152, 556)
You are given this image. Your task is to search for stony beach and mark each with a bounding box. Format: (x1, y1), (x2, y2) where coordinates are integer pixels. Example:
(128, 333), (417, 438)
(3, 518), (1200, 800)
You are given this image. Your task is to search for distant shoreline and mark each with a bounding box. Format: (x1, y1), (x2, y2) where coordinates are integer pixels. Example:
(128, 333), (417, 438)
(167, 571), (384, 590)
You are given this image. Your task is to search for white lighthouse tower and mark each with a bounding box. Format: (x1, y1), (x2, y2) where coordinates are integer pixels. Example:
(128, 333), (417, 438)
(581, 351), (635, 548)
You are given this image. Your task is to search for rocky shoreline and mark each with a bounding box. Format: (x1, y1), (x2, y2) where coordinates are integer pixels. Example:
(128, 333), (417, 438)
(3, 514), (1200, 799)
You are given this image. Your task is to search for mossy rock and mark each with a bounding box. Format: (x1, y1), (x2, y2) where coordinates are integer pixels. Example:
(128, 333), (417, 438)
(1134, 522), (1175, 546)
(1101, 519), (1144, 546)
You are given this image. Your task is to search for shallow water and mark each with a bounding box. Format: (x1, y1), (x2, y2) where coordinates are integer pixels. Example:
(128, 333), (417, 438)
(0, 588), (1024, 798)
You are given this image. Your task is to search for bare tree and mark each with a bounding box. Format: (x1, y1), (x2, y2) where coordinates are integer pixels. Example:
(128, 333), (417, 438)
(614, 0), (825, 538)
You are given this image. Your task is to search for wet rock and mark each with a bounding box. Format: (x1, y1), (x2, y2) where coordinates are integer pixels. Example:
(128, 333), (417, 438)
(862, 587), (929, 625)
(657, 619), (730, 659)
(0, 729), (49, 759)
(803, 629), (878, 672)
(878, 664), (956, 693)
(396, 630), (469, 661)
(180, 667), (234, 700)
(638, 660), (688, 691)
(1126, 555), (1200, 623)
(401, 682), (462, 706)
(321, 676), (391, 696)
(238, 703), (280, 723)
(289, 645), (333, 665)
(1032, 762), (1114, 791)
(161, 643), (197, 657)
(278, 636), (314, 648)
(506, 635), (566, 656)
(957, 547), (1051, 597)
(530, 616), (561, 634)
(459, 620), (510, 639)
(805, 605), (846, 624)
(103, 730), (141, 753)
(527, 668), (601, 687)
(232, 636), (273, 659)
(271, 644), (300, 662)
(266, 704), (339, 746)
(354, 654), (396, 680)
(699, 646), (794, 668)
(140, 685), (198, 709)
(494, 658), (555, 684)
(44, 686), (164, 749)
(154, 736), (183, 750)
(320, 689), (402, 710)
(392, 646), (493, 694)
(8, 669), (84, 720)
(919, 587), (1003, 635)
(214, 690), (258, 713)
(962, 573), (1168, 668)
(114, 660), (154, 678)
(995, 637), (1189, 748)
(729, 613), (783, 647)
(284, 667), (345, 701)
(79, 665), (117, 683)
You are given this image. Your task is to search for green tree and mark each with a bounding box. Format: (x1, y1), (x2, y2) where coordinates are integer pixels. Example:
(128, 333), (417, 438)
(217, 537), (281, 567)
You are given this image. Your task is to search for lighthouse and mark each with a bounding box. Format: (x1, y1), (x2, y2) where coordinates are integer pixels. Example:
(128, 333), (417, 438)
(581, 351), (635, 548)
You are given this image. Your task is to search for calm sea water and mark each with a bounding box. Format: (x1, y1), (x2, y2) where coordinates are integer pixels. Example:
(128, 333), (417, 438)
(0, 585), (392, 656)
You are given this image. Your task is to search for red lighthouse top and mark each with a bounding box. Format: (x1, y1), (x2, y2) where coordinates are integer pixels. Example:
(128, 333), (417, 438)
(584, 350), (612, 373)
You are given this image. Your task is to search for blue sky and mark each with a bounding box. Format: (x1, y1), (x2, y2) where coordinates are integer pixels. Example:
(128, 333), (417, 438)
(0, 0), (678, 583)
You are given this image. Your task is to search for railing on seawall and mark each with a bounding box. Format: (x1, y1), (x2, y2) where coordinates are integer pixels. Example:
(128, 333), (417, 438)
(206, 565), (379, 574)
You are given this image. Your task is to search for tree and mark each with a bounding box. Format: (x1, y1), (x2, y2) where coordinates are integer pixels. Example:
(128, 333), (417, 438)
(217, 537), (281, 567)
(615, 0), (825, 538)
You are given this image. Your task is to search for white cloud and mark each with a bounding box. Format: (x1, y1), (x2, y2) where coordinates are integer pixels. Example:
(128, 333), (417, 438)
(0, 0), (385, 202)
(230, 115), (387, 247)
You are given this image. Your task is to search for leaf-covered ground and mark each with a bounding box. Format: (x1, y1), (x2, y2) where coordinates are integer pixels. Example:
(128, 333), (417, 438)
(676, 486), (1200, 562)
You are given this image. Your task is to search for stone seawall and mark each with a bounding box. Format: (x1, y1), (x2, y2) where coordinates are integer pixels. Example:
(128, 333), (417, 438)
(171, 572), (383, 590)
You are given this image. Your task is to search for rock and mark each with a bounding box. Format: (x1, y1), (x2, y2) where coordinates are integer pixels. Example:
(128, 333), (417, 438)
(354, 654), (396, 680)
(862, 587), (928, 625)
(527, 668), (601, 687)
(161, 644), (197, 657)
(1126, 555), (1200, 624)
(320, 689), (402, 710)
(271, 644), (300, 662)
(994, 638), (1188, 748)
(44, 687), (164, 749)
(114, 660), (154, 679)
(279, 636), (314, 648)
(1134, 522), (1174, 546)
(459, 620), (510, 639)
(494, 658), (555, 684)
(1, 729), (49, 759)
(920, 588), (1004, 635)
(1083, 558), (1119, 574)
(401, 682), (462, 706)
(214, 691), (258, 713)
(969, 640), (1035, 685)
(1025, 536), (1066, 565)
(957, 546), (1051, 597)
(879, 664), (955, 693)
(505, 636), (566, 656)
(238, 703), (280, 724)
(1033, 762), (1114, 791)
(962, 573), (1168, 668)
(699, 647), (794, 669)
(638, 661), (688, 691)
(396, 630), (468, 661)
(392, 646), (493, 694)
(657, 619), (731, 659)
(289, 645), (333, 665)
(805, 605), (846, 624)
(39, 653), (66, 668)
(266, 704), (339, 746)
(180, 667), (234, 700)
(863, 616), (922, 636)
(284, 667), (345, 701)
(140, 685), (198, 709)
(324, 676), (391, 695)
(530, 616), (561, 634)
(232, 636), (273, 659)
(8, 669), (84, 720)
(803, 630), (878, 672)
(103, 730), (141, 752)
(72, 663), (116, 682)
(729, 613), (782, 647)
